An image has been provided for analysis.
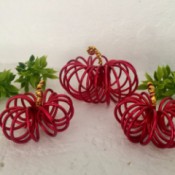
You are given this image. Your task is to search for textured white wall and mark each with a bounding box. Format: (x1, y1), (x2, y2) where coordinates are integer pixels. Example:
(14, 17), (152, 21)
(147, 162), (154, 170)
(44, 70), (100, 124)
(0, 0), (175, 78)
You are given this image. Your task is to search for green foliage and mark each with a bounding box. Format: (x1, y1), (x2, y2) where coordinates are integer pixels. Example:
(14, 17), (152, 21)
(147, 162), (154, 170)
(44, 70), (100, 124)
(138, 65), (175, 100)
(15, 55), (58, 92)
(0, 70), (18, 98)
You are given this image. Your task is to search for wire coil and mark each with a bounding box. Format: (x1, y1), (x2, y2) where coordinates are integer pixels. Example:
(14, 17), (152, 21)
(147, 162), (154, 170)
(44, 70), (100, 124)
(60, 47), (138, 104)
(114, 92), (175, 148)
(0, 88), (74, 143)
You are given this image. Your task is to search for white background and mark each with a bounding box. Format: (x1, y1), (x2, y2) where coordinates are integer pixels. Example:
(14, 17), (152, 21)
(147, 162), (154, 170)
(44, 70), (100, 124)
(0, 0), (175, 175)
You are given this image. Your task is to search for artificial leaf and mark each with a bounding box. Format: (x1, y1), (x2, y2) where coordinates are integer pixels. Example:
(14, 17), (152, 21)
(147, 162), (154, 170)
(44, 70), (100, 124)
(162, 66), (168, 78)
(138, 65), (175, 100)
(16, 55), (58, 92)
(45, 74), (58, 79)
(29, 55), (35, 62)
(145, 73), (153, 81)
(166, 65), (171, 75)
(157, 66), (163, 80)
(138, 83), (148, 90)
(163, 90), (175, 97)
(154, 71), (158, 81)
(0, 70), (19, 98)
(29, 76), (38, 88)
(40, 56), (47, 68)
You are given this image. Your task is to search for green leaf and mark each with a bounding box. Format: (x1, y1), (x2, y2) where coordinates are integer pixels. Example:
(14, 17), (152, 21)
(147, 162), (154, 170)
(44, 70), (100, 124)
(24, 82), (29, 93)
(44, 68), (57, 74)
(8, 72), (16, 81)
(154, 71), (158, 81)
(8, 85), (19, 93)
(0, 88), (6, 97)
(138, 64), (175, 100)
(145, 73), (153, 81)
(29, 75), (39, 88)
(166, 65), (171, 75)
(0, 70), (19, 98)
(157, 83), (165, 90)
(163, 90), (175, 97)
(157, 66), (163, 80)
(15, 76), (24, 83)
(34, 58), (40, 68)
(29, 76), (36, 88)
(138, 83), (148, 90)
(0, 71), (7, 82)
(40, 56), (47, 68)
(21, 81), (26, 88)
(29, 55), (35, 62)
(164, 79), (172, 84)
(45, 74), (58, 79)
(15, 55), (58, 92)
(162, 66), (168, 78)
(19, 62), (26, 69)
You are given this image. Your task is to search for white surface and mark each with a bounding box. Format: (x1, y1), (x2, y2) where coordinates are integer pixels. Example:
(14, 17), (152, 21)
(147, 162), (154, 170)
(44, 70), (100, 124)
(0, 0), (175, 175)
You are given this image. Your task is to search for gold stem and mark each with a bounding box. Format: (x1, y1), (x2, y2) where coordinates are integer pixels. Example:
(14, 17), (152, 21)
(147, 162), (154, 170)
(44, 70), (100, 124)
(147, 82), (156, 106)
(35, 80), (44, 106)
(87, 46), (103, 65)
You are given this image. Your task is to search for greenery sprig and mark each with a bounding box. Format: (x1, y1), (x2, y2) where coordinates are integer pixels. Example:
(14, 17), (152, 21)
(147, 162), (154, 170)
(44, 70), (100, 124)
(0, 70), (18, 98)
(15, 55), (58, 92)
(138, 65), (175, 100)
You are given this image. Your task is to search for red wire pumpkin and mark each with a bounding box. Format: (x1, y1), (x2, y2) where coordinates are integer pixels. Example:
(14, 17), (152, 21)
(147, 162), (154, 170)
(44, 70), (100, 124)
(60, 46), (138, 104)
(0, 80), (74, 143)
(114, 82), (175, 148)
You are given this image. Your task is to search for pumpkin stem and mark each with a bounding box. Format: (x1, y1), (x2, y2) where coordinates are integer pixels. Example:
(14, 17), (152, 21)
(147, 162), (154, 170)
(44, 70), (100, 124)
(35, 80), (44, 106)
(147, 82), (156, 106)
(87, 46), (102, 65)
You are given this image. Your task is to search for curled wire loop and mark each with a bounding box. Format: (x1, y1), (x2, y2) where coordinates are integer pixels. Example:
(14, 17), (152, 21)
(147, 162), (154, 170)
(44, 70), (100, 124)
(60, 56), (138, 104)
(114, 92), (175, 148)
(0, 89), (74, 143)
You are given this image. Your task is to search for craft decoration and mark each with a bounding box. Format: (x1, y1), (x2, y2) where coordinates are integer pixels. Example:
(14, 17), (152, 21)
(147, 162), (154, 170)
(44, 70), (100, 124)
(0, 80), (74, 143)
(0, 70), (18, 98)
(114, 82), (175, 148)
(16, 55), (58, 93)
(138, 65), (175, 100)
(60, 46), (138, 104)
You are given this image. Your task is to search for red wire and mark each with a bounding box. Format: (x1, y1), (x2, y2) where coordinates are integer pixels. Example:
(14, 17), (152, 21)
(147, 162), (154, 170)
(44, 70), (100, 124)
(60, 56), (138, 104)
(114, 92), (175, 148)
(0, 89), (74, 143)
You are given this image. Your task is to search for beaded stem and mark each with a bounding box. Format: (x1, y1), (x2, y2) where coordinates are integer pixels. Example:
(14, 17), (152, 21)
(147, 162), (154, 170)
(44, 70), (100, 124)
(87, 46), (103, 65)
(35, 80), (44, 106)
(147, 82), (156, 106)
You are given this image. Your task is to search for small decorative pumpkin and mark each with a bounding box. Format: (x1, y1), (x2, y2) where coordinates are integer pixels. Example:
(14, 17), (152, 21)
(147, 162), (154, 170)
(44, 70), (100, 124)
(0, 80), (74, 143)
(60, 46), (138, 104)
